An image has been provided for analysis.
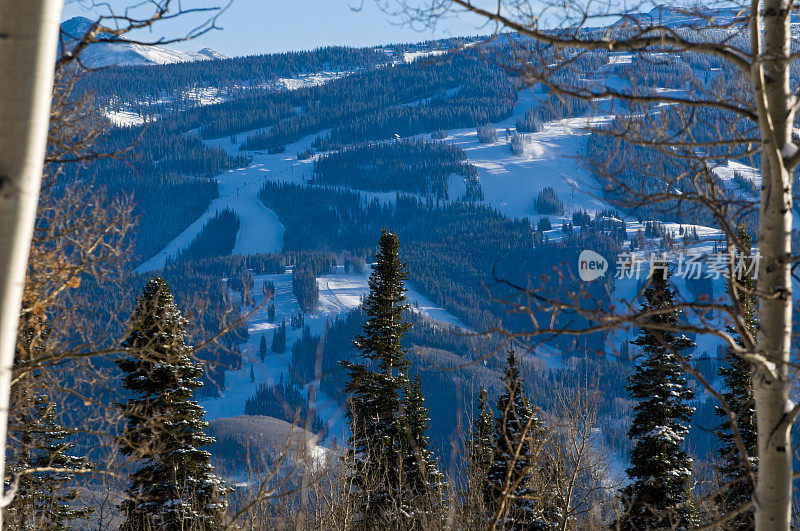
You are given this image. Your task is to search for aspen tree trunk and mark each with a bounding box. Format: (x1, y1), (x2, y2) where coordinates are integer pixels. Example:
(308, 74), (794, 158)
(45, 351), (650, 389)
(0, 0), (64, 523)
(754, 1), (794, 528)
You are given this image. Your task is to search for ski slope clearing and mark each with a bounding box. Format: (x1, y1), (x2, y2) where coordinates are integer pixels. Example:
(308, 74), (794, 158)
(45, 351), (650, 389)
(201, 265), (467, 443)
(434, 88), (612, 222)
(135, 167), (285, 273)
(105, 109), (146, 127)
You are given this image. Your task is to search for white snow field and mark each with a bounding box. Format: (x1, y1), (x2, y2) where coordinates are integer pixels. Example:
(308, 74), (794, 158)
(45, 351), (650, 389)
(135, 167), (285, 273)
(136, 84), (617, 277)
(446, 89), (610, 222)
(200, 265), (467, 443)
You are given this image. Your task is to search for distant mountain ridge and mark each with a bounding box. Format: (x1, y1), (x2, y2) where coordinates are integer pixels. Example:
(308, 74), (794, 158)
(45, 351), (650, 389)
(60, 16), (227, 67)
(612, 4), (799, 28)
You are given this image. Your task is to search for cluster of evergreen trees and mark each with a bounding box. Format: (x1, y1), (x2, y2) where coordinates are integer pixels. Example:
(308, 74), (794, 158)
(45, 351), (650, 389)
(476, 123), (499, 143)
(616, 230), (758, 529)
(313, 139), (480, 199)
(244, 376), (325, 434)
(259, 180), (621, 332)
(79, 46), (390, 114)
(515, 92), (589, 132)
(239, 51), (515, 152)
(534, 186), (564, 214)
(292, 265), (319, 313)
(341, 230), (445, 525)
(173, 208), (241, 263)
(271, 320), (287, 354)
(328, 230), (760, 528)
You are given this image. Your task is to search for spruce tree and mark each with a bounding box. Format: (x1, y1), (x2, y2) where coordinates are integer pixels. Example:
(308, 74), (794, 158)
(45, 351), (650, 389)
(341, 230), (426, 523)
(117, 277), (228, 530)
(485, 348), (556, 529)
(621, 266), (696, 530)
(402, 374), (445, 515)
(465, 386), (495, 524)
(469, 387), (495, 481)
(259, 333), (267, 361)
(5, 386), (94, 529)
(5, 303), (92, 529)
(714, 223), (758, 528)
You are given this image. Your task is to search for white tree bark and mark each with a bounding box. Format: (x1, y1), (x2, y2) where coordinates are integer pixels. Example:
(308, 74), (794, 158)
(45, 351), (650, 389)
(0, 0), (64, 523)
(753, 1), (794, 528)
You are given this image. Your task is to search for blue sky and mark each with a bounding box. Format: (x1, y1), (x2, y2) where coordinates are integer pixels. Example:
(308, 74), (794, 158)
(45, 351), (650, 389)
(62, 0), (491, 57)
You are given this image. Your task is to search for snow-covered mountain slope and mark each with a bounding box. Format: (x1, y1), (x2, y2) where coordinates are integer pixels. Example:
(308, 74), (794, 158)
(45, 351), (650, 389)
(60, 17), (227, 67)
(612, 5), (741, 28)
(135, 165), (285, 273)
(200, 266), (467, 444)
(79, 42), (228, 68)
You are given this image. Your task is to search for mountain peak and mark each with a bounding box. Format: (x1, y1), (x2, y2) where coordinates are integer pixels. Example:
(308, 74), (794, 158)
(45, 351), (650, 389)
(59, 17), (228, 67)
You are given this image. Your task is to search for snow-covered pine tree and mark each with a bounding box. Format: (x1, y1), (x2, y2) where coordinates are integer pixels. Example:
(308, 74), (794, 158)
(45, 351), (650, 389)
(469, 387), (495, 482)
(620, 265), (696, 530)
(485, 348), (557, 529)
(463, 386), (496, 525)
(341, 229), (412, 523)
(116, 277), (228, 531)
(6, 392), (93, 530)
(5, 302), (92, 529)
(714, 223), (758, 528)
(401, 374), (445, 516)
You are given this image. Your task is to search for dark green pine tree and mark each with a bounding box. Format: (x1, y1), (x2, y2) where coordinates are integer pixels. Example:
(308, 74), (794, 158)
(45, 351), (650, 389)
(465, 386), (495, 524)
(469, 387), (495, 481)
(5, 388), (94, 529)
(117, 277), (229, 531)
(259, 333), (267, 361)
(5, 304), (93, 529)
(621, 266), (696, 530)
(341, 229), (414, 522)
(401, 374), (445, 514)
(271, 319), (286, 353)
(485, 348), (557, 530)
(714, 223), (758, 528)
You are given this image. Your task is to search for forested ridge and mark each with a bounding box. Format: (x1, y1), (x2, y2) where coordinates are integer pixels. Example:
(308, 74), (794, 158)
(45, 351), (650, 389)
(12, 17), (778, 527)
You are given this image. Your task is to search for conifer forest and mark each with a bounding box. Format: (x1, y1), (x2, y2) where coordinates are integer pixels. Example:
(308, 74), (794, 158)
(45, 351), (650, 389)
(3, 1), (800, 529)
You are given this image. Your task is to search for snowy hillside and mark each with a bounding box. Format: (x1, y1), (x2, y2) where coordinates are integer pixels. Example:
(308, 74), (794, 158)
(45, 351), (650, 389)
(200, 265), (467, 444)
(60, 17), (227, 67)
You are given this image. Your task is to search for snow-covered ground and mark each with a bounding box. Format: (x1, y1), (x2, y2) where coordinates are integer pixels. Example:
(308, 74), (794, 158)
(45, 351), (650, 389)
(135, 167), (285, 273)
(104, 70), (355, 126)
(402, 50), (447, 63)
(105, 109), (147, 127)
(447, 91), (610, 221)
(200, 265), (467, 444)
(276, 70), (355, 91)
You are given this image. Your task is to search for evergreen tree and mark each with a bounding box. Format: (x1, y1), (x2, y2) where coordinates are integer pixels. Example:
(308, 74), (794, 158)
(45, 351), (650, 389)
(620, 266), (696, 530)
(341, 230), (415, 523)
(259, 333), (267, 361)
(714, 223), (758, 528)
(271, 319), (287, 353)
(486, 348), (557, 529)
(5, 386), (93, 529)
(469, 387), (495, 481)
(5, 303), (92, 529)
(463, 386), (496, 525)
(116, 277), (228, 530)
(402, 375), (445, 514)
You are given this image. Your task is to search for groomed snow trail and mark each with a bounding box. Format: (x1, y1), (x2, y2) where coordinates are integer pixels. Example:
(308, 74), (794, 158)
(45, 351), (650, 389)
(200, 265), (467, 444)
(135, 167), (285, 273)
